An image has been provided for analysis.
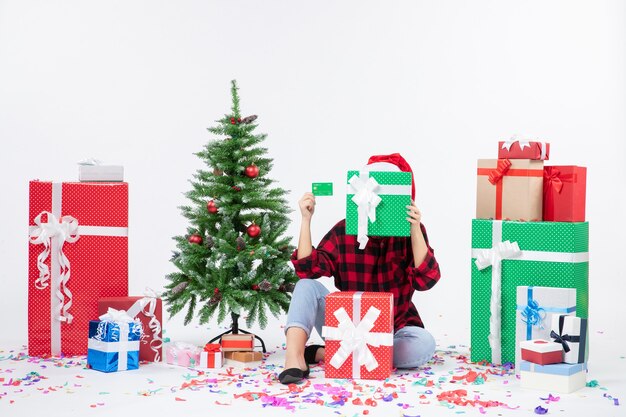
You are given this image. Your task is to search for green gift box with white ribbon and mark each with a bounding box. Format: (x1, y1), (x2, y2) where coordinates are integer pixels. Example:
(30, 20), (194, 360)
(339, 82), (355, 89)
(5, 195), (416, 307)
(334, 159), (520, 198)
(346, 170), (412, 248)
(470, 219), (589, 365)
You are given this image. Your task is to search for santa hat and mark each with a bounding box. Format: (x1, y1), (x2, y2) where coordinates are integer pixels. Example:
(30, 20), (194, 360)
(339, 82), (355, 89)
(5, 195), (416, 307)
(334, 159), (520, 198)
(366, 153), (415, 200)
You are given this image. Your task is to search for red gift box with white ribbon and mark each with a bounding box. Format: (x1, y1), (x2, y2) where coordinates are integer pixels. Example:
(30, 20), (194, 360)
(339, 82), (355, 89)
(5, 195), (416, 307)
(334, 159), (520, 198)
(98, 295), (163, 362)
(28, 181), (129, 356)
(322, 291), (394, 380)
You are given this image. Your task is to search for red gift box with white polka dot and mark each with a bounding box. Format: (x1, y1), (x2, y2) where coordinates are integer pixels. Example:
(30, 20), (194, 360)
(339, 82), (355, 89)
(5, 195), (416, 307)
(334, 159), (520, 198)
(323, 291), (394, 380)
(28, 181), (129, 357)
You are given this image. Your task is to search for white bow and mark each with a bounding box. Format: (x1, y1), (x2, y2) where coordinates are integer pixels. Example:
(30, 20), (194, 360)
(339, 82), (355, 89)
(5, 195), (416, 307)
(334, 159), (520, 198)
(29, 211), (80, 323)
(349, 171), (382, 249)
(501, 136), (531, 151)
(323, 306), (393, 374)
(474, 240), (521, 270)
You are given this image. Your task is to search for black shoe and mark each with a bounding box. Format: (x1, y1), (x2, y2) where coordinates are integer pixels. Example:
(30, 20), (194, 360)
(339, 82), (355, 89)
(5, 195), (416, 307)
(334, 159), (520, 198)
(278, 364), (310, 384)
(304, 344), (324, 365)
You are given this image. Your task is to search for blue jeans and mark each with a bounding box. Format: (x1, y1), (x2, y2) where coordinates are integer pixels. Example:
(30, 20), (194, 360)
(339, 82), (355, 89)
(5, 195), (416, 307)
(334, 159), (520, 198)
(285, 279), (436, 369)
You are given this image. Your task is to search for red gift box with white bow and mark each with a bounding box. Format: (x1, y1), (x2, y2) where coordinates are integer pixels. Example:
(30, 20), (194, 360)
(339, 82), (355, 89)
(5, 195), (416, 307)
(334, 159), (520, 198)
(322, 291), (394, 380)
(28, 181), (129, 357)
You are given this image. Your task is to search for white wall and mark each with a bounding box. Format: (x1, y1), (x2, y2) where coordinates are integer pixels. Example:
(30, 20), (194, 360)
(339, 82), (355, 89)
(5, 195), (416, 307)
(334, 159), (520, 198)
(1, 0), (624, 347)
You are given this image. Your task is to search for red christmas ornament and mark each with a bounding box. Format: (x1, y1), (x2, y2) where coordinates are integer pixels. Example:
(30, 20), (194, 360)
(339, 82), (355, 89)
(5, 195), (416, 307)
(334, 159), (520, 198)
(251, 284), (260, 291)
(244, 164), (260, 178)
(230, 117), (241, 125)
(207, 200), (218, 214)
(188, 234), (203, 245)
(232, 186), (241, 192)
(247, 223), (261, 238)
(214, 288), (220, 294)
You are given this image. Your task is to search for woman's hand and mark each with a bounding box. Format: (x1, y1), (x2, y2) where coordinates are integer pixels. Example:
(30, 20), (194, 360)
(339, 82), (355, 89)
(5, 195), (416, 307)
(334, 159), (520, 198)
(299, 192), (316, 220)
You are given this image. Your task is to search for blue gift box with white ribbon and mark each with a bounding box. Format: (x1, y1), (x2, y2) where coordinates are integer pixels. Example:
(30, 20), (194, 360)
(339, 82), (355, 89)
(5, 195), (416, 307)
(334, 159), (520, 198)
(87, 308), (143, 373)
(515, 286), (576, 371)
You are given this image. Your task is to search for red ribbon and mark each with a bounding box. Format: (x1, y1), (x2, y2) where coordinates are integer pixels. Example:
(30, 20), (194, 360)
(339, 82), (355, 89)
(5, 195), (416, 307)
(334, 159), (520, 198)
(204, 343), (221, 353)
(488, 159), (512, 185)
(544, 168), (564, 194)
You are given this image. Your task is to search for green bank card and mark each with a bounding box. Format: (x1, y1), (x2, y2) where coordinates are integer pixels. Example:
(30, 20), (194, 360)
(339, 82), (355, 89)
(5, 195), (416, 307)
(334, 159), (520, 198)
(312, 182), (333, 196)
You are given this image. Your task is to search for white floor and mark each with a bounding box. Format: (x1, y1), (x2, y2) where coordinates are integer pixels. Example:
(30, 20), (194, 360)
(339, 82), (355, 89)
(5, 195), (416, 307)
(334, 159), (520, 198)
(1, 329), (624, 417)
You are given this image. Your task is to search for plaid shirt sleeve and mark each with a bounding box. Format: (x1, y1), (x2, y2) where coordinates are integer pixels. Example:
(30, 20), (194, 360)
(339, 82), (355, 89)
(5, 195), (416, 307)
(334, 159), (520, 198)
(290, 223), (340, 278)
(407, 223), (441, 291)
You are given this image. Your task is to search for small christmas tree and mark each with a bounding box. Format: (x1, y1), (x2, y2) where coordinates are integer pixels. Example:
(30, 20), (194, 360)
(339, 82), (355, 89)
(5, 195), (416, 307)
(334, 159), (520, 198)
(165, 80), (298, 338)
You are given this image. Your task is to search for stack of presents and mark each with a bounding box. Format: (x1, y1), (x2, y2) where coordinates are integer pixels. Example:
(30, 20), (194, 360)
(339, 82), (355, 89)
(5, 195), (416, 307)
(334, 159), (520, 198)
(471, 139), (589, 393)
(26, 165), (261, 373)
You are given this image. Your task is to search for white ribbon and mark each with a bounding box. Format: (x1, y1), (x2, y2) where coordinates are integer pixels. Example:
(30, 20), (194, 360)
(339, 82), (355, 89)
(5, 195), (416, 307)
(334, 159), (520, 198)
(349, 171), (382, 249)
(125, 289), (163, 362)
(471, 221), (589, 365)
(322, 293), (394, 378)
(28, 182), (129, 356)
(77, 157), (102, 166)
(29, 211), (79, 328)
(95, 308), (142, 371)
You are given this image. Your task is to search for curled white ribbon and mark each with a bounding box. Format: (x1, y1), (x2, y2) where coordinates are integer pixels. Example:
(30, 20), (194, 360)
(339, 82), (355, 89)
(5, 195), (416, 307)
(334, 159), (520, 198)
(474, 236), (521, 365)
(29, 211), (79, 324)
(322, 306), (394, 376)
(125, 289), (163, 362)
(349, 171), (382, 249)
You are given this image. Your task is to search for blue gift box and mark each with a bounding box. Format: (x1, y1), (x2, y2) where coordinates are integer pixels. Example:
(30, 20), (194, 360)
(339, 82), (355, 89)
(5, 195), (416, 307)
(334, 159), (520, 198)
(87, 319), (142, 373)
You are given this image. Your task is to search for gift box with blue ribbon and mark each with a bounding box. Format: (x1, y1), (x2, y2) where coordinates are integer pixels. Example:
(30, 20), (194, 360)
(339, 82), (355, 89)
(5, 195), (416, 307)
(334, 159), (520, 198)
(87, 308), (143, 373)
(515, 286), (576, 370)
(550, 314), (588, 364)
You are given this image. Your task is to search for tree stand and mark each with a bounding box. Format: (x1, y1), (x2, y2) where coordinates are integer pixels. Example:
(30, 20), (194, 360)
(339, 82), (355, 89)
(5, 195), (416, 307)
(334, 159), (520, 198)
(208, 311), (267, 353)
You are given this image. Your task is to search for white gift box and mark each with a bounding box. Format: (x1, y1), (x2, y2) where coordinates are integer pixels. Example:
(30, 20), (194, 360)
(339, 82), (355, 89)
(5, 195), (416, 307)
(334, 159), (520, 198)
(79, 165), (124, 182)
(515, 286), (576, 371)
(550, 315), (588, 364)
(520, 360), (587, 393)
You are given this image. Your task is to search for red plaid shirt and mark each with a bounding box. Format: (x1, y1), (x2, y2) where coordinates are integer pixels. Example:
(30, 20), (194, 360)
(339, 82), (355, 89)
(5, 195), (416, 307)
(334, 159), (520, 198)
(291, 219), (441, 331)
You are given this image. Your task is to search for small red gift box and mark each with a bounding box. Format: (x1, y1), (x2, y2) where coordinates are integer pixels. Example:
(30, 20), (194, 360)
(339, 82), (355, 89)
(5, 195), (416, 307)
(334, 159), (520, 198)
(498, 140), (550, 160)
(98, 296), (163, 362)
(520, 339), (563, 365)
(220, 334), (254, 351)
(543, 166), (587, 222)
(28, 181), (129, 356)
(199, 343), (223, 368)
(322, 292), (394, 380)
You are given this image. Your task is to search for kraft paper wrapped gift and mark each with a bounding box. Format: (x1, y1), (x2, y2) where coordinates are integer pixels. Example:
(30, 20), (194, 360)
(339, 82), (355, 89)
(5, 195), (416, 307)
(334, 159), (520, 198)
(87, 309), (142, 373)
(346, 170), (412, 248)
(98, 295), (163, 362)
(199, 343), (223, 368)
(470, 219), (589, 365)
(498, 140), (550, 160)
(28, 180), (129, 357)
(165, 341), (202, 367)
(220, 334), (255, 351)
(550, 314), (588, 364)
(520, 361), (587, 393)
(515, 286), (576, 369)
(224, 351), (263, 366)
(322, 291), (394, 380)
(520, 339), (563, 365)
(543, 166), (587, 222)
(476, 159), (544, 221)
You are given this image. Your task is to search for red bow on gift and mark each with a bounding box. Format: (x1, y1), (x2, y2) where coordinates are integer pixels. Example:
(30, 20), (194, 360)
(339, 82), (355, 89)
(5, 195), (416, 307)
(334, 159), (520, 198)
(203, 343), (221, 352)
(488, 159), (512, 185)
(544, 169), (564, 194)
